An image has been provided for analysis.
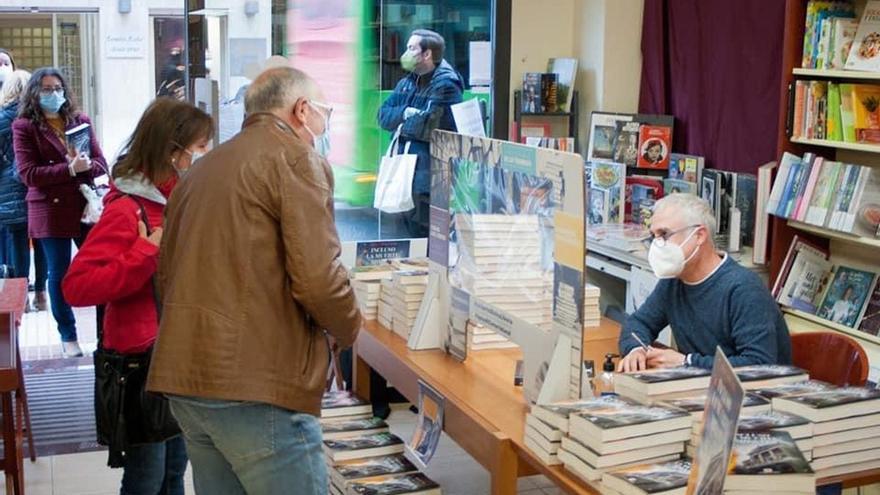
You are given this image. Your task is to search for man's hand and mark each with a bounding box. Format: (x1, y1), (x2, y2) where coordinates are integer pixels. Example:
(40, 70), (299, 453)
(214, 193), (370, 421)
(646, 348), (686, 369)
(138, 221), (163, 247)
(617, 348), (648, 373)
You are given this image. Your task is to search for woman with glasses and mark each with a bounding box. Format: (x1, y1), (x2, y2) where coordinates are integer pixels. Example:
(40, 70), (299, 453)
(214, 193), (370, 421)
(12, 67), (107, 357)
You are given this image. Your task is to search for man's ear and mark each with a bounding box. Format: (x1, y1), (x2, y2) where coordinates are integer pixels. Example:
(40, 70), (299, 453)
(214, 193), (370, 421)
(290, 97), (308, 125)
(423, 49), (433, 63)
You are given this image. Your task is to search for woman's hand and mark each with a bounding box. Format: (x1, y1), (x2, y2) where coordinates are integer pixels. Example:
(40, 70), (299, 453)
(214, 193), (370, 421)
(138, 221), (163, 247)
(67, 152), (92, 175)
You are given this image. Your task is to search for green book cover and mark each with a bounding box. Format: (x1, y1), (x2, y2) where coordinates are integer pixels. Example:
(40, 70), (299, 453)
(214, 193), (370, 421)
(840, 83), (857, 143)
(827, 82), (842, 141)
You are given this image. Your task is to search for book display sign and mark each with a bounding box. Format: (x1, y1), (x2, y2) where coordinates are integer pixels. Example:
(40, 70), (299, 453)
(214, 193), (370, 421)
(423, 130), (586, 404)
(686, 348), (746, 495)
(355, 240), (411, 267)
(406, 380), (445, 468)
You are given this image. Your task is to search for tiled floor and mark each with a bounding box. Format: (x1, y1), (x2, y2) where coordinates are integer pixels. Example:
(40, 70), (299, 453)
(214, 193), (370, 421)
(4, 409), (561, 495)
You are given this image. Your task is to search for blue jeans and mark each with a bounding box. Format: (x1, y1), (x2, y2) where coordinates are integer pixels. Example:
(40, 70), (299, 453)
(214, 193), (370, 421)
(169, 396), (327, 495)
(121, 436), (188, 495)
(38, 236), (85, 342)
(1, 223), (29, 281)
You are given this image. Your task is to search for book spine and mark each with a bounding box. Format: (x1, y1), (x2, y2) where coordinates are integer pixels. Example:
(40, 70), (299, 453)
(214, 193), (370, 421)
(795, 157), (823, 221)
(840, 83), (856, 143)
(827, 83), (843, 141)
(778, 161), (803, 217)
(793, 81), (806, 139)
(843, 166), (870, 232)
(767, 155), (795, 216)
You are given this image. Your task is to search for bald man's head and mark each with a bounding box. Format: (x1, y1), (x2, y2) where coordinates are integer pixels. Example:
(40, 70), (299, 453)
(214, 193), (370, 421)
(244, 66), (329, 150)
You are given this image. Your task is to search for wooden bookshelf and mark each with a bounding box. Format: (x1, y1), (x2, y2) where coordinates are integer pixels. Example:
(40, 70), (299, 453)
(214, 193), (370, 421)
(792, 68), (880, 80)
(789, 137), (880, 153)
(787, 220), (880, 249)
(781, 307), (880, 347)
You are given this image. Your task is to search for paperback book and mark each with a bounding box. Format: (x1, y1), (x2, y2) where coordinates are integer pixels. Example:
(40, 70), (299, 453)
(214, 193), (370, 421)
(567, 395), (691, 444)
(64, 123), (91, 157)
(772, 387), (880, 423)
(348, 472), (441, 495)
(323, 433), (406, 463)
(602, 459), (691, 495)
(815, 265), (878, 328)
(751, 380), (835, 400)
(588, 162), (626, 225)
(733, 365), (809, 389)
(322, 391), (373, 419)
(521, 73), (543, 113)
(323, 417), (390, 440)
(725, 431), (814, 493)
(331, 454), (418, 486)
(547, 57), (578, 113)
(637, 116), (674, 170)
(845, 1), (880, 72)
(858, 283), (880, 336)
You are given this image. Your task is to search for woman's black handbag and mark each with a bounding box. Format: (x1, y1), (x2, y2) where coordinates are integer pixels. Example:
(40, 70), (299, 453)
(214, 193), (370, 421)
(93, 195), (179, 468)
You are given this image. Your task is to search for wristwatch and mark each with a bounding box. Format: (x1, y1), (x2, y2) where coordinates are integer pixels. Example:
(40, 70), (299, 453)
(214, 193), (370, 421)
(684, 353), (693, 367)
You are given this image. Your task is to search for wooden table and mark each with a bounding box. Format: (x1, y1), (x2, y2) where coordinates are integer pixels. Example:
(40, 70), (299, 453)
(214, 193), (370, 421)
(354, 317), (880, 494)
(0, 279), (29, 495)
(354, 319), (621, 494)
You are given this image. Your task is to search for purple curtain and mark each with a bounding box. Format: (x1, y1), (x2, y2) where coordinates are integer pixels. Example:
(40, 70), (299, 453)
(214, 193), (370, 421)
(639, 0), (786, 173)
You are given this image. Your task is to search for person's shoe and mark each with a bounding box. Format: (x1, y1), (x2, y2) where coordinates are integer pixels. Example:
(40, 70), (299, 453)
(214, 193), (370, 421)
(62, 341), (84, 358)
(34, 291), (48, 311)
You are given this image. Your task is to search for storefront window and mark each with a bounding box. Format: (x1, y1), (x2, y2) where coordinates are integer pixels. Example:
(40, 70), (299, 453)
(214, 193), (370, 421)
(189, 0), (493, 242)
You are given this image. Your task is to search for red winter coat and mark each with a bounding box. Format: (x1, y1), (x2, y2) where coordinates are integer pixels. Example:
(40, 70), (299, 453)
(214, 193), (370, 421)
(63, 176), (176, 354)
(12, 114), (107, 238)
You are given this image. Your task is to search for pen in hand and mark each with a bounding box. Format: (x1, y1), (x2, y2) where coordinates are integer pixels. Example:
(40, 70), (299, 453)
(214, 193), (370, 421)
(631, 332), (651, 352)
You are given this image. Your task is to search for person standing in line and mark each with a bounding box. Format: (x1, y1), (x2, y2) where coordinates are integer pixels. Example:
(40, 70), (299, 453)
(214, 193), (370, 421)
(0, 69), (32, 282)
(147, 67), (361, 494)
(63, 97), (212, 495)
(0, 49), (14, 89)
(378, 29), (464, 238)
(13, 67), (107, 357)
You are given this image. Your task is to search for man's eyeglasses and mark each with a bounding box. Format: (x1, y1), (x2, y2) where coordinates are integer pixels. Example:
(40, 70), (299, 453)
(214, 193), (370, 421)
(39, 86), (63, 96)
(640, 224), (701, 250)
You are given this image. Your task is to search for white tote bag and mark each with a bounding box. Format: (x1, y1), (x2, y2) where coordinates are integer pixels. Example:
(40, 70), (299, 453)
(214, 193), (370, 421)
(373, 126), (417, 213)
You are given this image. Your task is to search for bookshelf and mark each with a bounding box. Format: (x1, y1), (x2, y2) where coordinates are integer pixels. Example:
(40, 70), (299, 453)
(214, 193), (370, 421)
(789, 137), (880, 154)
(773, 0), (880, 365)
(792, 68), (880, 81)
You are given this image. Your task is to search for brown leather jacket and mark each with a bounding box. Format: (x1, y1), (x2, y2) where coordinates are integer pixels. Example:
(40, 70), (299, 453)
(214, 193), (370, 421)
(146, 113), (361, 416)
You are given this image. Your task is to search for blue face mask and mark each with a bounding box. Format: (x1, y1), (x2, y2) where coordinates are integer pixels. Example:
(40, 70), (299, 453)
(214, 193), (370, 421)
(39, 90), (66, 114)
(305, 101), (332, 159)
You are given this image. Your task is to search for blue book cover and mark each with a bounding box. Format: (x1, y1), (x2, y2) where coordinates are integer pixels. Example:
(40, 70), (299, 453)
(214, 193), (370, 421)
(777, 161), (803, 217)
(783, 154), (814, 218)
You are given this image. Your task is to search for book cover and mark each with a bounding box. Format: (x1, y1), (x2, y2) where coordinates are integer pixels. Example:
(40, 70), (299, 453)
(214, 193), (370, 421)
(793, 81), (807, 138)
(753, 161), (777, 265)
(804, 160), (842, 226)
(64, 123), (91, 157)
(851, 84), (880, 142)
(846, 2), (880, 72)
(612, 120), (641, 167)
(729, 431), (813, 476)
(701, 169), (723, 229)
(828, 164), (861, 229)
(847, 166), (880, 237)
(858, 283), (880, 336)
(840, 83), (857, 142)
(794, 156), (824, 222)
(591, 162), (626, 224)
(816, 265), (878, 327)
(588, 112), (634, 163)
(663, 178), (696, 195)
(322, 391), (371, 411)
(323, 417), (389, 435)
(783, 153), (814, 218)
(348, 472), (440, 495)
(771, 235), (828, 298)
(333, 454), (418, 482)
(810, 81), (828, 140)
(831, 18), (860, 69)
(604, 460), (691, 494)
(588, 186), (609, 226)
(766, 153), (800, 216)
(827, 83), (843, 141)
(547, 57), (578, 113)
(625, 367), (712, 384)
(570, 396), (689, 430)
(663, 392), (769, 414)
(734, 365), (807, 383)
(734, 174), (757, 246)
(786, 250), (833, 314)
(752, 380), (835, 400)
(540, 73), (558, 113)
(841, 165), (873, 231)
(356, 241), (411, 267)
(778, 387), (880, 409)
(522, 73), (543, 113)
(736, 411), (810, 433)
(817, 16), (833, 70)
(323, 433), (404, 453)
(626, 176), (664, 223)
(637, 119), (673, 170)
(668, 153), (703, 183)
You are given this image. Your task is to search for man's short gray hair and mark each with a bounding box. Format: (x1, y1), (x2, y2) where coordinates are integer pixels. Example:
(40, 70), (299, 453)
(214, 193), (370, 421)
(244, 66), (316, 115)
(654, 193), (717, 238)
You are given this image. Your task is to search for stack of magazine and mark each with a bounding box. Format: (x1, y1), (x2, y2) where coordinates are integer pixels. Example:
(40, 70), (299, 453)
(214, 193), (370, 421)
(320, 391), (442, 495)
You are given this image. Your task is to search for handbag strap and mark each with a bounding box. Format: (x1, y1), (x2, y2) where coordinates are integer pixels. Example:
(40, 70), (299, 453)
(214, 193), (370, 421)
(126, 195), (163, 323)
(385, 124), (404, 158)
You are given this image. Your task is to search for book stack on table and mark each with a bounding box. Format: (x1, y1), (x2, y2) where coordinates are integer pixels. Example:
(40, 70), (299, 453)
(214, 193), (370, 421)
(390, 271), (428, 341)
(688, 410), (814, 462)
(583, 283), (601, 329)
(528, 396), (690, 483)
(353, 280), (382, 321)
(724, 431), (815, 495)
(466, 321), (518, 351)
(378, 279), (394, 329)
(599, 459), (692, 495)
(320, 391), (442, 495)
(456, 214), (548, 329)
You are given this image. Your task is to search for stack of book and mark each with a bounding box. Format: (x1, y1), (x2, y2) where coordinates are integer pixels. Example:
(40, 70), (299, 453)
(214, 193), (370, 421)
(528, 400), (607, 472)
(467, 321), (518, 351)
(614, 367), (713, 404)
(660, 392), (771, 459)
(751, 379), (836, 400)
(688, 410), (814, 462)
(321, 391), (373, 421)
(773, 387), (880, 477)
(584, 283), (601, 328)
(724, 431), (815, 495)
(346, 472), (441, 495)
(378, 279), (395, 329)
(600, 459), (691, 495)
(543, 396), (690, 483)
(456, 215), (547, 328)
(353, 280), (382, 321)
(734, 365), (810, 390)
(329, 454), (420, 495)
(390, 270), (428, 340)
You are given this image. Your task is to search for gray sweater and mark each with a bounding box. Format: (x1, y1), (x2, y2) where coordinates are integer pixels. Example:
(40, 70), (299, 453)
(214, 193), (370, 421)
(619, 255), (792, 369)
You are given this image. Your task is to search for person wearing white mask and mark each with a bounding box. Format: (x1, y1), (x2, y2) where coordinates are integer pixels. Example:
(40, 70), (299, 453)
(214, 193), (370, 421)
(617, 193), (792, 372)
(0, 49), (15, 89)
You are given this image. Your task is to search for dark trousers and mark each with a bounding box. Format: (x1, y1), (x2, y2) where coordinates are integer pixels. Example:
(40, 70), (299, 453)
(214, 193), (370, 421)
(0, 224), (48, 290)
(120, 435), (188, 495)
(403, 193), (430, 238)
(38, 234), (86, 342)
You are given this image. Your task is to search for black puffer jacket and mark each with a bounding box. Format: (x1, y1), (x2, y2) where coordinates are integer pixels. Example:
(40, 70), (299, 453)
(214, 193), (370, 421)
(0, 102), (27, 225)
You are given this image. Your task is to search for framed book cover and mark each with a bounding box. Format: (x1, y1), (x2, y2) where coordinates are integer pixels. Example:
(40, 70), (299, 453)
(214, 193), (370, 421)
(816, 266), (878, 327)
(591, 162), (626, 224)
(636, 115), (674, 170)
(522, 73), (543, 113)
(612, 120), (641, 167)
(587, 112), (634, 163)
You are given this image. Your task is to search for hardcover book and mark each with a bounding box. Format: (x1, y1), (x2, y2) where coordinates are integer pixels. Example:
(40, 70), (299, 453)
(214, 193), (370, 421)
(851, 84), (880, 142)
(64, 123), (91, 157)
(547, 57), (578, 113)
(331, 454), (418, 484)
(613, 120), (641, 167)
(323, 433), (406, 463)
(540, 73), (558, 112)
(521, 73), (543, 113)
(567, 396), (691, 443)
(348, 472), (441, 495)
(322, 417), (390, 440)
(858, 283), (880, 336)
(636, 116), (674, 170)
(725, 431), (814, 493)
(588, 112), (634, 163)
(602, 460), (691, 495)
(751, 380), (835, 400)
(773, 387), (880, 423)
(322, 391), (373, 419)
(589, 162), (626, 225)
(734, 174), (757, 247)
(845, 1), (880, 72)
(816, 265), (878, 328)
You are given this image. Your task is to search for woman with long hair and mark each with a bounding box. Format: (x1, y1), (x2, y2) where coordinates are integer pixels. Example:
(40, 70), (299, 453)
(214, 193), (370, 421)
(0, 49), (15, 89)
(0, 70), (33, 279)
(63, 97), (212, 494)
(12, 67), (107, 357)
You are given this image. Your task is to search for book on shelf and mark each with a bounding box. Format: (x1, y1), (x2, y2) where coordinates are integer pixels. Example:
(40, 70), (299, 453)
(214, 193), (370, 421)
(803, 159), (842, 226)
(766, 153), (800, 216)
(589, 162), (626, 226)
(734, 173), (758, 247)
(588, 112), (634, 163)
(662, 178), (696, 196)
(523, 136), (576, 152)
(845, 1), (880, 72)
(322, 417), (390, 441)
(521, 73), (542, 113)
(858, 283), (880, 336)
(733, 364), (810, 390)
(815, 265), (878, 328)
(347, 472), (441, 495)
(803, 0), (856, 69)
(830, 17), (859, 69)
(322, 391), (373, 419)
(636, 115), (674, 170)
(601, 459), (691, 495)
(753, 161), (777, 266)
(852, 84), (880, 143)
(323, 433), (406, 463)
(776, 240), (832, 313)
(772, 387), (880, 422)
(540, 73), (558, 113)
(700, 168), (727, 232)
(840, 82), (857, 143)
(771, 235), (827, 299)
(330, 454), (418, 488)
(667, 153), (704, 184)
(614, 367), (712, 399)
(547, 57), (578, 113)
(725, 431), (814, 494)
(566, 395), (691, 445)
(613, 120), (641, 167)
(625, 176), (664, 224)
(827, 83), (843, 142)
